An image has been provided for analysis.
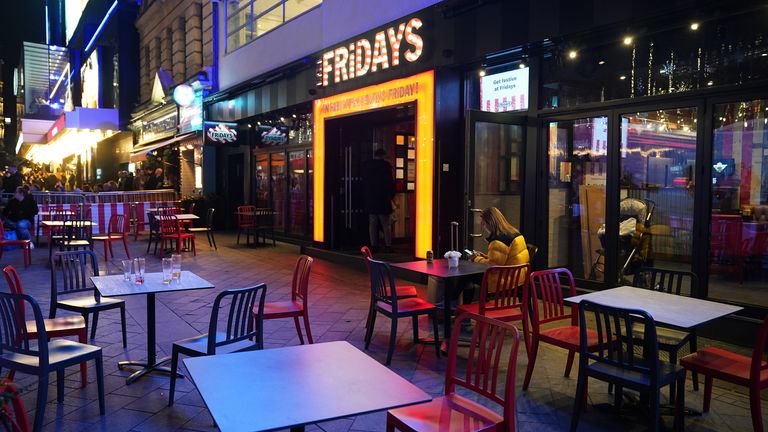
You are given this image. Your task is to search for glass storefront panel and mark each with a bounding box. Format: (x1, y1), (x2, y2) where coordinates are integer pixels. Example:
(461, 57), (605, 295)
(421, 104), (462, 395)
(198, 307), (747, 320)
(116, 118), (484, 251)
(270, 152), (286, 231)
(547, 117), (608, 281)
(254, 153), (269, 208)
(288, 150), (306, 235)
(619, 108), (697, 286)
(308, 149), (314, 238)
(709, 99), (768, 307)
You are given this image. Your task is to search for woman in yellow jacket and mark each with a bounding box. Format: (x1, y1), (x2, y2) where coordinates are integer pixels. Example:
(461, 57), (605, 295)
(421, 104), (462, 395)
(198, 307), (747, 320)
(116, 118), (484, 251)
(470, 207), (530, 291)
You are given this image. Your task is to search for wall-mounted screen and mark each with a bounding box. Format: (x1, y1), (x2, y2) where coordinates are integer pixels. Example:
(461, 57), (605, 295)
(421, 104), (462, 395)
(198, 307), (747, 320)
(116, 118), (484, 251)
(65, 0), (89, 43)
(480, 67), (529, 112)
(81, 50), (99, 108)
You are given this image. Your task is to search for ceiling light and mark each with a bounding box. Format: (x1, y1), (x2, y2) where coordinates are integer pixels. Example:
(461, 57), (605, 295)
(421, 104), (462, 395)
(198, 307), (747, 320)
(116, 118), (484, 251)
(518, 63), (526, 69)
(690, 22), (700, 31)
(623, 36), (633, 46)
(598, 60), (606, 65)
(619, 75), (627, 80)
(479, 70), (486, 77)
(568, 50), (577, 59)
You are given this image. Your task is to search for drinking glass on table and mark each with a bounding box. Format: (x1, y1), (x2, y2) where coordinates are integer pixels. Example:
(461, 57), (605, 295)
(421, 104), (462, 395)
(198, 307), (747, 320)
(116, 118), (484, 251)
(121, 259), (133, 281)
(134, 257), (146, 284)
(162, 258), (173, 284)
(171, 254), (181, 281)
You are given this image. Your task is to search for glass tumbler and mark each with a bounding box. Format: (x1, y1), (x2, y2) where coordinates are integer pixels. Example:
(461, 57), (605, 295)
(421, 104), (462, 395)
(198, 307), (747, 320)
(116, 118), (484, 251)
(162, 258), (173, 284)
(121, 259), (133, 281)
(134, 257), (146, 284)
(171, 254), (182, 281)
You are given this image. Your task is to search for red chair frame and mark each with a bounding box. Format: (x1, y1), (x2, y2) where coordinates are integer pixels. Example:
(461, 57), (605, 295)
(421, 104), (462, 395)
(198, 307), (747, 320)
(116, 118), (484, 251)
(0, 379), (31, 432)
(0, 220), (31, 269)
(256, 255), (315, 344)
(92, 214), (130, 260)
(158, 214), (196, 256)
(237, 205), (256, 245)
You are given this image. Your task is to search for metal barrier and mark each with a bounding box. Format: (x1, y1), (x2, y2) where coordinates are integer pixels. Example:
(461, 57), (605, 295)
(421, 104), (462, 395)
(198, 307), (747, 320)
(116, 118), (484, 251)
(1, 190), (178, 205)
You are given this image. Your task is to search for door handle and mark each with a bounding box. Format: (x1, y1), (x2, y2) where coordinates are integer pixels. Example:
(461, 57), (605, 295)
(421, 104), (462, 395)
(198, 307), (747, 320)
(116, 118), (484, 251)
(469, 233), (483, 238)
(470, 208), (483, 213)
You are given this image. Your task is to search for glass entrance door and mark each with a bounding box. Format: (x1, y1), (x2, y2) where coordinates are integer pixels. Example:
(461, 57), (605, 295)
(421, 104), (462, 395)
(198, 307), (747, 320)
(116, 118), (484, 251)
(465, 111), (526, 251)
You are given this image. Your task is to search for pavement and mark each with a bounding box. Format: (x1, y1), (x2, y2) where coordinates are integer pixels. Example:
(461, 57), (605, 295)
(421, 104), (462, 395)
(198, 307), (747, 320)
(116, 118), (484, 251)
(0, 233), (763, 431)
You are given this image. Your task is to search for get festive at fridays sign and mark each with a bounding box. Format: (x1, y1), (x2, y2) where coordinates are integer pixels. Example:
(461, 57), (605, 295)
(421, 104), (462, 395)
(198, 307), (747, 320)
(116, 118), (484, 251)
(319, 17), (424, 87)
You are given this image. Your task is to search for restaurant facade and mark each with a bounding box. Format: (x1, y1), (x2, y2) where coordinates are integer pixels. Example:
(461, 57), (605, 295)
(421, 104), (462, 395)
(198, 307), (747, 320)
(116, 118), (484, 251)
(206, 0), (768, 335)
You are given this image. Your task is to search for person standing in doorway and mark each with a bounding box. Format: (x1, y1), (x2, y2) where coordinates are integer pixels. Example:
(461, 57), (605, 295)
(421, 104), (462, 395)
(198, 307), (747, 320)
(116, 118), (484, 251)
(362, 148), (395, 253)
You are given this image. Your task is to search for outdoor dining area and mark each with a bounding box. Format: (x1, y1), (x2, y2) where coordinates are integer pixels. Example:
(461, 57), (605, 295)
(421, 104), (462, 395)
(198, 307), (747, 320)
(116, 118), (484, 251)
(0, 199), (763, 431)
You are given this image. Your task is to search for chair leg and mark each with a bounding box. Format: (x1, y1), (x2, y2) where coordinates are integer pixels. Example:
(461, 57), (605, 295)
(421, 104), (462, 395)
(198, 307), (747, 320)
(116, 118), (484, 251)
(564, 350), (576, 378)
(236, 229), (241, 245)
(33, 373), (48, 432)
(669, 350), (678, 405)
(78, 329), (88, 387)
(411, 315), (419, 343)
(749, 384), (763, 432)
(90, 312), (99, 340)
(690, 336), (699, 392)
(649, 388), (661, 432)
(293, 316), (305, 345)
(210, 231), (217, 250)
(302, 313), (314, 344)
(192, 236), (196, 256)
(675, 374), (685, 432)
(120, 306), (128, 348)
(95, 355), (105, 415)
(570, 371), (587, 432)
(386, 317), (398, 365)
(703, 376), (713, 413)
(168, 348), (180, 407)
(364, 298), (375, 332)
(102, 241), (109, 260)
(364, 309), (377, 349)
(430, 311), (440, 358)
(56, 369), (65, 402)
(122, 237), (130, 258)
(523, 338), (540, 390)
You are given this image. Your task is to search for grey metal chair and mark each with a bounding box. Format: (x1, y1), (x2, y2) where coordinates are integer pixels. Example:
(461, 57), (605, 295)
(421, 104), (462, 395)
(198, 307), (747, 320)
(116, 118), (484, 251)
(0, 292), (105, 432)
(168, 283), (268, 406)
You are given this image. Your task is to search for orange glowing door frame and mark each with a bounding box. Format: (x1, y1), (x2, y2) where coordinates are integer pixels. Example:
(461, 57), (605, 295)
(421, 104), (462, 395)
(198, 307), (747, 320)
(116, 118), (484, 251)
(313, 70), (434, 258)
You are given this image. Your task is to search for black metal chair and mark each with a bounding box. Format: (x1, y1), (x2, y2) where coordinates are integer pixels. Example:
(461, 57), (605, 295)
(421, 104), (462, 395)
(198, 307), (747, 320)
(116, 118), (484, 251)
(0, 292), (105, 432)
(60, 219), (94, 252)
(364, 258), (440, 365)
(571, 300), (685, 432)
(632, 267), (700, 402)
(50, 250), (127, 346)
(254, 208), (276, 246)
(187, 208), (217, 249)
(146, 212), (162, 254)
(168, 283), (268, 406)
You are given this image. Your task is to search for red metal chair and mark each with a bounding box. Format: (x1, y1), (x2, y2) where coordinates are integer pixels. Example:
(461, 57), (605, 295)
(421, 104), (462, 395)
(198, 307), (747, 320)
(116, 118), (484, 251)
(256, 255), (314, 344)
(0, 379), (31, 432)
(361, 246), (417, 331)
(0, 220), (31, 269)
(3, 265), (88, 387)
(523, 268), (602, 390)
(92, 214), (130, 260)
(680, 314), (768, 432)
(158, 214), (196, 256)
(237, 205), (256, 245)
(386, 312), (520, 432)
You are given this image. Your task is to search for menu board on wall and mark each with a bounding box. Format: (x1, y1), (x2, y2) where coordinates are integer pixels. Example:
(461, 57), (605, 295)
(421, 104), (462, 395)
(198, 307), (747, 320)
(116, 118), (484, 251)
(480, 67), (529, 112)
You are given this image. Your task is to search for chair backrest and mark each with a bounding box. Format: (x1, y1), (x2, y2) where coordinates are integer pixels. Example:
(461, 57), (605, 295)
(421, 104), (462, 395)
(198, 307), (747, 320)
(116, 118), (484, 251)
(158, 214), (180, 235)
(360, 246), (373, 272)
(365, 257), (398, 308)
(188, 202), (196, 215)
(291, 255), (313, 307)
(0, 292), (49, 363)
(157, 207), (178, 215)
(632, 267), (699, 298)
(0, 219), (6, 240)
(107, 214), (127, 236)
(478, 264), (530, 315)
(50, 250), (100, 300)
(446, 312), (520, 431)
(207, 284), (268, 354)
(237, 205), (256, 226)
(3, 266), (23, 297)
(526, 243), (539, 260)
(205, 208), (215, 229)
(63, 220), (92, 243)
(578, 300), (660, 384)
(527, 268), (577, 333)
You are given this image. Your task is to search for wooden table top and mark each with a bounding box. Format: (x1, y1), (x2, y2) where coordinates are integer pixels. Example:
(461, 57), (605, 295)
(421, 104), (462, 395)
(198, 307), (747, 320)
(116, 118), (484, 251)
(184, 341), (431, 432)
(391, 258), (488, 278)
(565, 286), (743, 329)
(91, 271), (214, 297)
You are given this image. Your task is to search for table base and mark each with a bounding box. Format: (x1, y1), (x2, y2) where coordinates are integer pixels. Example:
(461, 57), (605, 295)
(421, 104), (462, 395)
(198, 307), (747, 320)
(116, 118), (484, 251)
(118, 356), (184, 384)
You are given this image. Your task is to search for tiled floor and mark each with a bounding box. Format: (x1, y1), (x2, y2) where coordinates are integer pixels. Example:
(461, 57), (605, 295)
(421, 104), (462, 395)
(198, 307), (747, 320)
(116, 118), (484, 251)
(1, 233), (763, 431)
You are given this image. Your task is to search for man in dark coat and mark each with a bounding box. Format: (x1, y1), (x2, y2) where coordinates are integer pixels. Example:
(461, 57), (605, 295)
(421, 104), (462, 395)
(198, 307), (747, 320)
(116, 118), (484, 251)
(144, 168), (164, 190)
(3, 166), (24, 193)
(2, 187), (38, 242)
(362, 148), (395, 252)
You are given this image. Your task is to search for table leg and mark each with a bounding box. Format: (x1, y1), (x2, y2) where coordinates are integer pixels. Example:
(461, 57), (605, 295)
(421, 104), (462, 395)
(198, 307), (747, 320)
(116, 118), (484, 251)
(118, 292), (184, 384)
(290, 426), (305, 432)
(442, 278), (454, 345)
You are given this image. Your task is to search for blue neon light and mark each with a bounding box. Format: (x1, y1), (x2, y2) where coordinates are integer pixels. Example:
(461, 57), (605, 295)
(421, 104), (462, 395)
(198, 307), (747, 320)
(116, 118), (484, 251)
(84, 0), (118, 53)
(45, 4), (50, 44)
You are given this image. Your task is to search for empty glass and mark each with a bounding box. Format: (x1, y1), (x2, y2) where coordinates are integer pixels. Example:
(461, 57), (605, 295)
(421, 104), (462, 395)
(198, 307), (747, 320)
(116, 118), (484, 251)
(162, 258), (173, 284)
(121, 259), (132, 281)
(134, 257), (146, 284)
(171, 254), (181, 281)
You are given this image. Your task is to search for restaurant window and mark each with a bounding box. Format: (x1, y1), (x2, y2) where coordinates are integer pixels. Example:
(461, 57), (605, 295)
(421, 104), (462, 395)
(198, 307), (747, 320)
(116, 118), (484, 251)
(254, 153), (269, 208)
(270, 152), (286, 231)
(541, 7), (768, 109)
(288, 150), (306, 235)
(618, 108), (697, 287)
(226, 0), (322, 52)
(709, 99), (768, 307)
(547, 117), (608, 281)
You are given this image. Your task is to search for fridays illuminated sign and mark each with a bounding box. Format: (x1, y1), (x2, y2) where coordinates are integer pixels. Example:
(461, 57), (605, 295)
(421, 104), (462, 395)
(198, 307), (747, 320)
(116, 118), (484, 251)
(205, 122), (238, 144)
(319, 17), (424, 87)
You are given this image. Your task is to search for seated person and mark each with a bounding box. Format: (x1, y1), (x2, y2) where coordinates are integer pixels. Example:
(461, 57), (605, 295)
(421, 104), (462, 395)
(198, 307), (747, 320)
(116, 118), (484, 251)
(2, 187), (39, 243)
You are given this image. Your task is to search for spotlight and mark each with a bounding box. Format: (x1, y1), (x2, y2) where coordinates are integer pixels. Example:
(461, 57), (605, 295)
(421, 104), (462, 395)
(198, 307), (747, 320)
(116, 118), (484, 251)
(690, 22), (700, 31)
(619, 75), (627, 80)
(568, 50), (577, 59)
(518, 63), (526, 69)
(623, 36), (633, 45)
(598, 60), (606, 65)
(479, 70), (486, 77)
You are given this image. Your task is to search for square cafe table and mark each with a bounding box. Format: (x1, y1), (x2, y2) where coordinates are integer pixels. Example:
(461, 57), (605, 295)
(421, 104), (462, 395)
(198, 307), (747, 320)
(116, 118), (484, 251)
(390, 258), (488, 342)
(565, 285), (743, 329)
(184, 341), (431, 432)
(91, 271), (214, 384)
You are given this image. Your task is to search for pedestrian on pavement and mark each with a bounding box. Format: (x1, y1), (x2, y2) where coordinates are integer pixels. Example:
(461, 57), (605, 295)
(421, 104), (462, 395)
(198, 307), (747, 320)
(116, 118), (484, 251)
(3, 166), (24, 193)
(2, 186), (38, 243)
(362, 148), (396, 253)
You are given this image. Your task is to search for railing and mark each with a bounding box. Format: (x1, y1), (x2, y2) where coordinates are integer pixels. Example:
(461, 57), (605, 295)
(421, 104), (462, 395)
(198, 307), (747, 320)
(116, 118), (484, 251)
(1, 190), (178, 205)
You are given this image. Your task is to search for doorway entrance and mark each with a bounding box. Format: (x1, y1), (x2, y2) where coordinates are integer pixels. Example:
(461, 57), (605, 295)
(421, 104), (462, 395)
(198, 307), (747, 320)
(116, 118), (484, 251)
(325, 104), (417, 254)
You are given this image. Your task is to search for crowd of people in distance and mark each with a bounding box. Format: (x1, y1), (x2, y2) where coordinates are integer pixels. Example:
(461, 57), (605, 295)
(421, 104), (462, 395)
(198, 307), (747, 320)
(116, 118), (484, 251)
(1, 164), (169, 194)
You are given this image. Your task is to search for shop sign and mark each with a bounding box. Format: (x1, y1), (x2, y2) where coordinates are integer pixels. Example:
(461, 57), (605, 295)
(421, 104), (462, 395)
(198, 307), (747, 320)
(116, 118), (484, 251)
(205, 121), (238, 144)
(138, 113), (177, 145)
(319, 17), (424, 87)
(178, 90), (203, 134)
(480, 67), (529, 112)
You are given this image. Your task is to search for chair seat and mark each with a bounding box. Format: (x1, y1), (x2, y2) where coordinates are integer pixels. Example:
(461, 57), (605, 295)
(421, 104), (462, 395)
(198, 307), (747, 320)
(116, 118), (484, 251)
(262, 300), (304, 318)
(26, 316), (86, 337)
(186, 227), (211, 232)
(174, 331), (258, 356)
(388, 393), (502, 432)
(390, 285), (418, 299)
(588, 356), (684, 388)
(378, 297), (436, 314)
(456, 302), (523, 321)
(539, 326), (603, 351)
(0, 339), (99, 369)
(58, 295), (124, 311)
(92, 234), (124, 241)
(680, 347), (768, 387)
(632, 323), (691, 348)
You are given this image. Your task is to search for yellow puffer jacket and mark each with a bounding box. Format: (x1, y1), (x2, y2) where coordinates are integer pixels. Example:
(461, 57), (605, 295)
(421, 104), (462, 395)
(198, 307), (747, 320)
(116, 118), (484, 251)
(472, 233), (530, 292)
